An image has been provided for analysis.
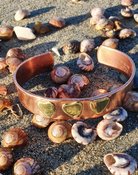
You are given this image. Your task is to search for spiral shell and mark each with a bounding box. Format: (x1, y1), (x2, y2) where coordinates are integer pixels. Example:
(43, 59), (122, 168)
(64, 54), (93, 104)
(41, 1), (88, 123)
(96, 119), (123, 140)
(51, 66), (71, 84)
(44, 87), (58, 98)
(33, 21), (50, 34)
(119, 28), (136, 39)
(31, 114), (51, 128)
(1, 128), (28, 148)
(48, 121), (72, 143)
(102, 38), (119, 49)
(49, 17), (65, 28)
(6, 48), (26, 61)
(14, 9), (30, 21)
(13, 157), (40, 175)
(71, 121), (97, 145)
(77, 53), (94, 71)
(104, 153), (137, 175)
(80, 39), (95, 53)
(0, 26), (13, 40)
(121, 7), (133, 17)
(68, 74), (89, 89)
(62, 40), (80, 54)
(91, 7), (105, 18)
(0, 148), (13, 171)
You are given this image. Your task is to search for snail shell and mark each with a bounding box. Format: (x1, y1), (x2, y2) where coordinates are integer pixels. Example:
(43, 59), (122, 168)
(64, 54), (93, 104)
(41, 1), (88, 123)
(68, 74), (89, 89)
(1, 128), (28, 148)
(6, 57), (22, 74)
(119, 28), (136, 39)
(80, 39), (95, 53)
(49, 17), (65, 28)
(14, 9), (30, 21)
(103, 107), (128, 122)
(31, 114), (51, 128)
(96, 119), (123, 140)
(44, 87), (58, 98)
(121, 7), (133, 17)
(95, 18), (114, 31)
(6, 48), (26, 61)
(33, 21), (50, 34)
(104, 153), (137, 175)
(134, 14), (138, 23)
(90, 16), (105, 26)
(102, 38), (119, 49)
(58, 84), (81, 98)
(13, 157), (40, 175)
(0, 26), (13, 40)
(77, 53), (94, 72)
(51, 66), (71, 84)
(48, 121), (72, 143)
(104, 30), (117, 38)
(121, 0), (133, 6)
(71, 121), (97, 145)
(62, 40), (80, 54)
(0, 148), (13, 171)
(90, 7), (105, 18)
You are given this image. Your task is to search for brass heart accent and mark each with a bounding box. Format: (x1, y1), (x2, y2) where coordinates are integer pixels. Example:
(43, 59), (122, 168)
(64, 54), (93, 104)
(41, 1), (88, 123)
(37, 101), (55, 118)
(62, 102), (82, 118)
(90, 97), (110, 114)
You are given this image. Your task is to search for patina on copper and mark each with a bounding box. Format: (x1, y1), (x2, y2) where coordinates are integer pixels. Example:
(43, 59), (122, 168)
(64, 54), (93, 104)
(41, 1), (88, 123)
(13, 46), (135, 120)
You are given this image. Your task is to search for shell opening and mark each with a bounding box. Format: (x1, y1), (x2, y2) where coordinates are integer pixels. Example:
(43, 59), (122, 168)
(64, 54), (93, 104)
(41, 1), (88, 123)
(56, 67), (67, 77)
(105, 123), (121, 136)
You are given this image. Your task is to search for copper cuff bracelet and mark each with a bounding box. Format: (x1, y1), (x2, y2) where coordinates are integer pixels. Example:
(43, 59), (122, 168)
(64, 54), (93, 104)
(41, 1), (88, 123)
(13, 46), (135, 120)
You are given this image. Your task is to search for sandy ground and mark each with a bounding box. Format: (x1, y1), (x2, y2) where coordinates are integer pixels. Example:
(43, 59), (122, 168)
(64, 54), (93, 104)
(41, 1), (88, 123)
(0, 0), (138, 174)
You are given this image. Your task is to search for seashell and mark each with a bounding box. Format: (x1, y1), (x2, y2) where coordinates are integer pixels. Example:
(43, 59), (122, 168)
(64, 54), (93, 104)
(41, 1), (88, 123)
(1, 128), (28, 148)
(0, 98), (12, 112)
(90, 16), (105, 26)
(51, 66), (71, 84)
(31, 114), (51, 128)
(62, 102), (82, 118)
(104, 153), (137, 175)
(121, 7), (133, 17)
(49, 17), (65, 28)
(96, 119), (123, 140)
(95, 18), (114, 31)
(77, 53), (94, 72)
(0, 60), (7, 70)
(58, 84), (81, 98)
(14, 26), (36, 40)
(48, 121), (72, 143)
(0, 148), (13, 171)
(0, 26), (13, 40)
(90, 7), (105, 18)
(6, 57), (22, 74)
(91, 89), (107, 96)
(62, 40), (80, 54)
(68, 74), (89, 89)
(0, 84), (8, 96)
(44, 87), (58, 98)
(134, 14), (138, 23)
(102, 38), (119, 49)
(103, 107), (128, 122)
(51, 47), (61, 57)
(14, 9), (30, 21)
(119, 28), (136, 39)
(13, 157), (40, 175)
(37, 100), (55, 118)
(33, 21), (50, 34)
(71, 121), (97, 145)
(121, 0), (133, 6)
(104, 30), (117, 38)
(80, 39), (95, 53)
(6, 48), (26, 61)
(123, 91), (138, 111)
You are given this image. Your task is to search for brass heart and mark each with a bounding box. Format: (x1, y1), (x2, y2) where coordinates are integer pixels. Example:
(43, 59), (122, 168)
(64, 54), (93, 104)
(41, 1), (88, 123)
(90, 97), (110, 114)
(37, 100), (55, 118)
(62, 102), (82, 118)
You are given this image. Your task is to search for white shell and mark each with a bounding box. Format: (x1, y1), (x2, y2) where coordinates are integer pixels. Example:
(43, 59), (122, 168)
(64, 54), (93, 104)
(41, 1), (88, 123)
(14, 26), (36, 40)
(91, 7), (105, 17)
(14, 9), (30, 21)
(51, 47), (61, 57)
(103, 107), (128, 122)
(134, 14), (138, 23)
(71, 121), (97, 145)
(119, 28), (136, 39)
(31, 115), (51, 128)
(104, 153), (137, 175)
(80, 39), (95, 52)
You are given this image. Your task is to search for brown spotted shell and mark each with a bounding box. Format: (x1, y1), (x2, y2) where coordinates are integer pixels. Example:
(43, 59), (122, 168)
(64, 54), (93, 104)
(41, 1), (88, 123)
(68, 74), (89, 89)
(0, 148), (13, 171)
(77, 53), (94, 71)
(49, 17), (65, 28)
(48, 121), (72, 143)
(51, 66), (71, 84)
(102, 38), (119, 49)
(0, 26), (13, 40)
(31, 114), (51, 128)
(13, 157), (40, 175)
(44, 87), (58, 98)
(62, 40), (80, 54)
(1, 128), (28, 148)
(6, 48), (26, 61)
